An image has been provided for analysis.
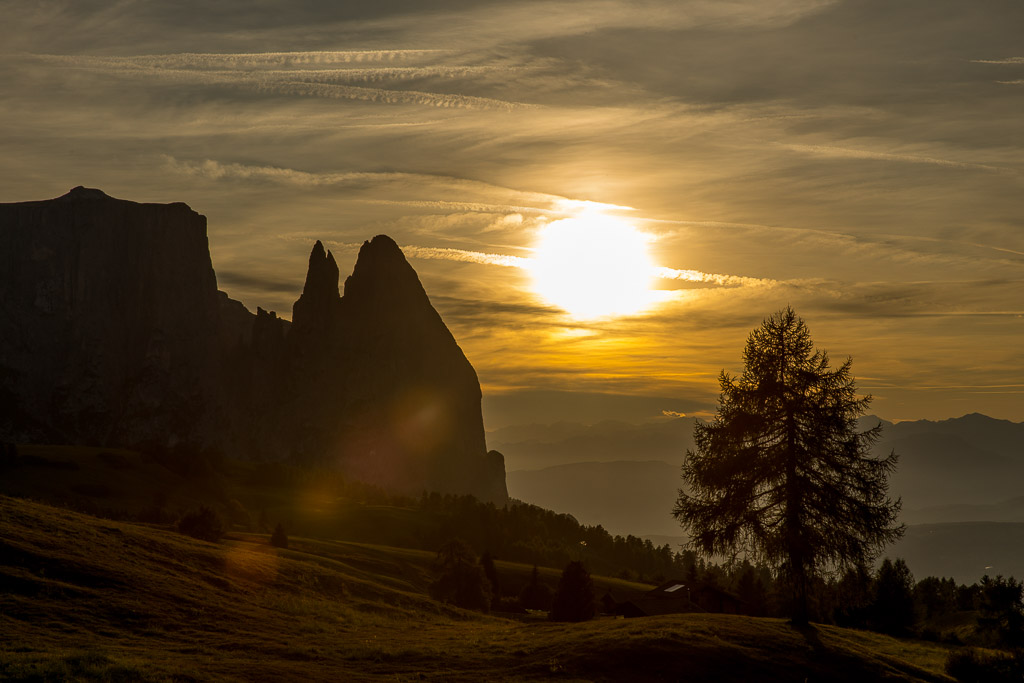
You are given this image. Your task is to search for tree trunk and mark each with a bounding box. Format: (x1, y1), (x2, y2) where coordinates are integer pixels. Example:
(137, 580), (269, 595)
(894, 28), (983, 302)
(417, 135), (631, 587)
(785, 406), (808, 625)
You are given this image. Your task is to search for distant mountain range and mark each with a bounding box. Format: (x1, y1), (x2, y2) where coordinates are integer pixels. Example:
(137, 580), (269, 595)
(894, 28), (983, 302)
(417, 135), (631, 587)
(500, 412), (1024, 581)
(491, 417), (699, 471)
(507, 460), (682, 537)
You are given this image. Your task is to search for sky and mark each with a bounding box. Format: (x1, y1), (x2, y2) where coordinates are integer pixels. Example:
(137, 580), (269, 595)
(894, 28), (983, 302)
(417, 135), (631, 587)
(2, 0), (1022, 426)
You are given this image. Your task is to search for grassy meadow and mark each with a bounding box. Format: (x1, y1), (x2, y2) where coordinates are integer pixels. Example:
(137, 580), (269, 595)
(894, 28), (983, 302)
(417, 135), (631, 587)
(0, 488), (964, 682)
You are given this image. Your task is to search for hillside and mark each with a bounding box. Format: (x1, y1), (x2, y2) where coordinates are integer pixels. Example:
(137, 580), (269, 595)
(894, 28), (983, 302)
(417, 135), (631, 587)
(1, 495), (957, 682)
(0, 444), (686, 581)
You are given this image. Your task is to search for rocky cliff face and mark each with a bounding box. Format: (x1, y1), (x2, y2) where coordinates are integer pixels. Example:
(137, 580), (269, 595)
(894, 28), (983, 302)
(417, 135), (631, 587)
(0, 188), (506, 504)
(327, 236), (504, 503)
(0, 187), (222, 449)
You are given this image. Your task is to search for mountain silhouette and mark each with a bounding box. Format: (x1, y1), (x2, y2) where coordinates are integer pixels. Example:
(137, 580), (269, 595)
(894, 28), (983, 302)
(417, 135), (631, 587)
(0, 188), (506, 503)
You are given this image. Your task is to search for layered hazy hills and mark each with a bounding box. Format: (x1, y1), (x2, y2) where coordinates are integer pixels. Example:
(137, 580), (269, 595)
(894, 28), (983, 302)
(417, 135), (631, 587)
(499, 412), (1024, 581)
(0, 187), (505, 503)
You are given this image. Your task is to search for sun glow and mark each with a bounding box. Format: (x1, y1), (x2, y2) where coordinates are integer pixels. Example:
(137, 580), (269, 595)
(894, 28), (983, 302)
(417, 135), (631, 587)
(529, 213), (664, 319)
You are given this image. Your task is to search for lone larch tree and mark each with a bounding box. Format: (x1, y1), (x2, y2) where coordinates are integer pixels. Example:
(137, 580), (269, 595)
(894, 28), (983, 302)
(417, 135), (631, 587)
(673, 307), (903, 624)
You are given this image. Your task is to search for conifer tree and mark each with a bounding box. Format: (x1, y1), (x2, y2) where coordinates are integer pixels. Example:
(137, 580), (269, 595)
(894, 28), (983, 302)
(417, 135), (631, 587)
(520, 565), (553, 610)
(270, 522), (289, 549)
(429, 539), (492, 612)
(480, 550), (500, 596)
(550, 561), (596, 622)
(674, 307), (903, 624)
(871, 558), (915, 634)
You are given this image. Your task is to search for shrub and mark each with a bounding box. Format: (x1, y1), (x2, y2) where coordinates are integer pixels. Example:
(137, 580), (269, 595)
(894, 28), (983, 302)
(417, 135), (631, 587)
(551, 560), (596, 622)
(177, 506), (224, 542)
(429, 539), (492, 612)
(946, 648), (1024, 683)
(520, 565), (554, 611)
(270, 523), (289, 549)
(871, 558), (916, 635)
(979, 575), (1024, 648)
(480, 550), (500, 596)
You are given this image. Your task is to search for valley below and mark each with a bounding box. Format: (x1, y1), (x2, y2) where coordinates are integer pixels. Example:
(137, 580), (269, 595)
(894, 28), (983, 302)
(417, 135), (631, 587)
(499, 413), (1024, 583)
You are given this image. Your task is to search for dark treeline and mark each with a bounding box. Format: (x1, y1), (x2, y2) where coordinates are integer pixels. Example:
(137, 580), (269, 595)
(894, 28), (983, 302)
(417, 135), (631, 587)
(238, 459), (691, 580)
(417, 490), (685, 581)
(413, 490), (1023, 650)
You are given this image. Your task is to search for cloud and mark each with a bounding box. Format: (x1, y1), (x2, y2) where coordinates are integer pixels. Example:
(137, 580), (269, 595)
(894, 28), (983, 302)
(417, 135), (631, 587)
(42, 50), (450, 68)
(161, 156), (637, 216)
(341, 0), (841, 50)
(18, 51), (533, 110)
(779, 143), (1009, 174)
(654, 266), (777, 288)
(971, 58), (1024, 64)
(401, 244), (779, 296)
(401, 245), (530, 269)
(2, 0), (1024, 422)
(216, 270), (301, 296)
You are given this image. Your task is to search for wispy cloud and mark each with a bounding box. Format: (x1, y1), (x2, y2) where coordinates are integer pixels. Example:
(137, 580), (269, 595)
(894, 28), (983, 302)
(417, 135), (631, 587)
(780, 143), (1008, 174)
(971, 57), (1024, 64)
(311, 235), (776, 294)
(399, 245), (531, 269)
(251, 80), (531, 110)
(405, 246), (777, 297)
(3, 0), (1023, 421)
(162, 157), (632, 215)
(654, 266), (777, 288)
(17, 52), (534, 110)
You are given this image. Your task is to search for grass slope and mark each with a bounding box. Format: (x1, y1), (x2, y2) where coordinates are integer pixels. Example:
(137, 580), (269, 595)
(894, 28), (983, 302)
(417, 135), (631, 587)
(1, 495), (957, 682)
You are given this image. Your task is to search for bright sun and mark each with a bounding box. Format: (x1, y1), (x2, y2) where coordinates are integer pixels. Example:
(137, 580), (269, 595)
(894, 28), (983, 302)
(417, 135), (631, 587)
(529, 213), (660, 319)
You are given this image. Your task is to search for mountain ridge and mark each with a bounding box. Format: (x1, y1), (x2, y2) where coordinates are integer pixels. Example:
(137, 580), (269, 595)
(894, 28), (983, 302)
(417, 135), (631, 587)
(0, 188), (506, 503)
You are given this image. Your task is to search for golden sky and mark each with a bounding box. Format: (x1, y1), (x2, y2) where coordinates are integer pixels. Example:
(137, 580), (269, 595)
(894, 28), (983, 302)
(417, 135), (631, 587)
(2, 0), (1022, 424)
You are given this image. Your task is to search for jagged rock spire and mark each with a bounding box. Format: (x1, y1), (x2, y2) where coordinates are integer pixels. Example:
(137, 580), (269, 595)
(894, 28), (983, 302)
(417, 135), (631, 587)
(342, 235), (429, 311)
(292, 240), (340, 325)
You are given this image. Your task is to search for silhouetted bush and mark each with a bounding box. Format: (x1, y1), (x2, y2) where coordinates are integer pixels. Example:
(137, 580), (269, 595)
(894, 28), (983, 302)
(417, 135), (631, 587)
(270, 523), (289, 549)
(480, 550), (500, 596)
(429, 539), (491, 612)
(833, 565), (873, 628)
(177, 506), (224, 542)
(946, 648), (1024, 683)
(915, 576), (957, 622)
(520, 565), (554, 611)
(551, 560), (596, 622)
(979, 575), (1024, 648)
(871, 558), (915, 635)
